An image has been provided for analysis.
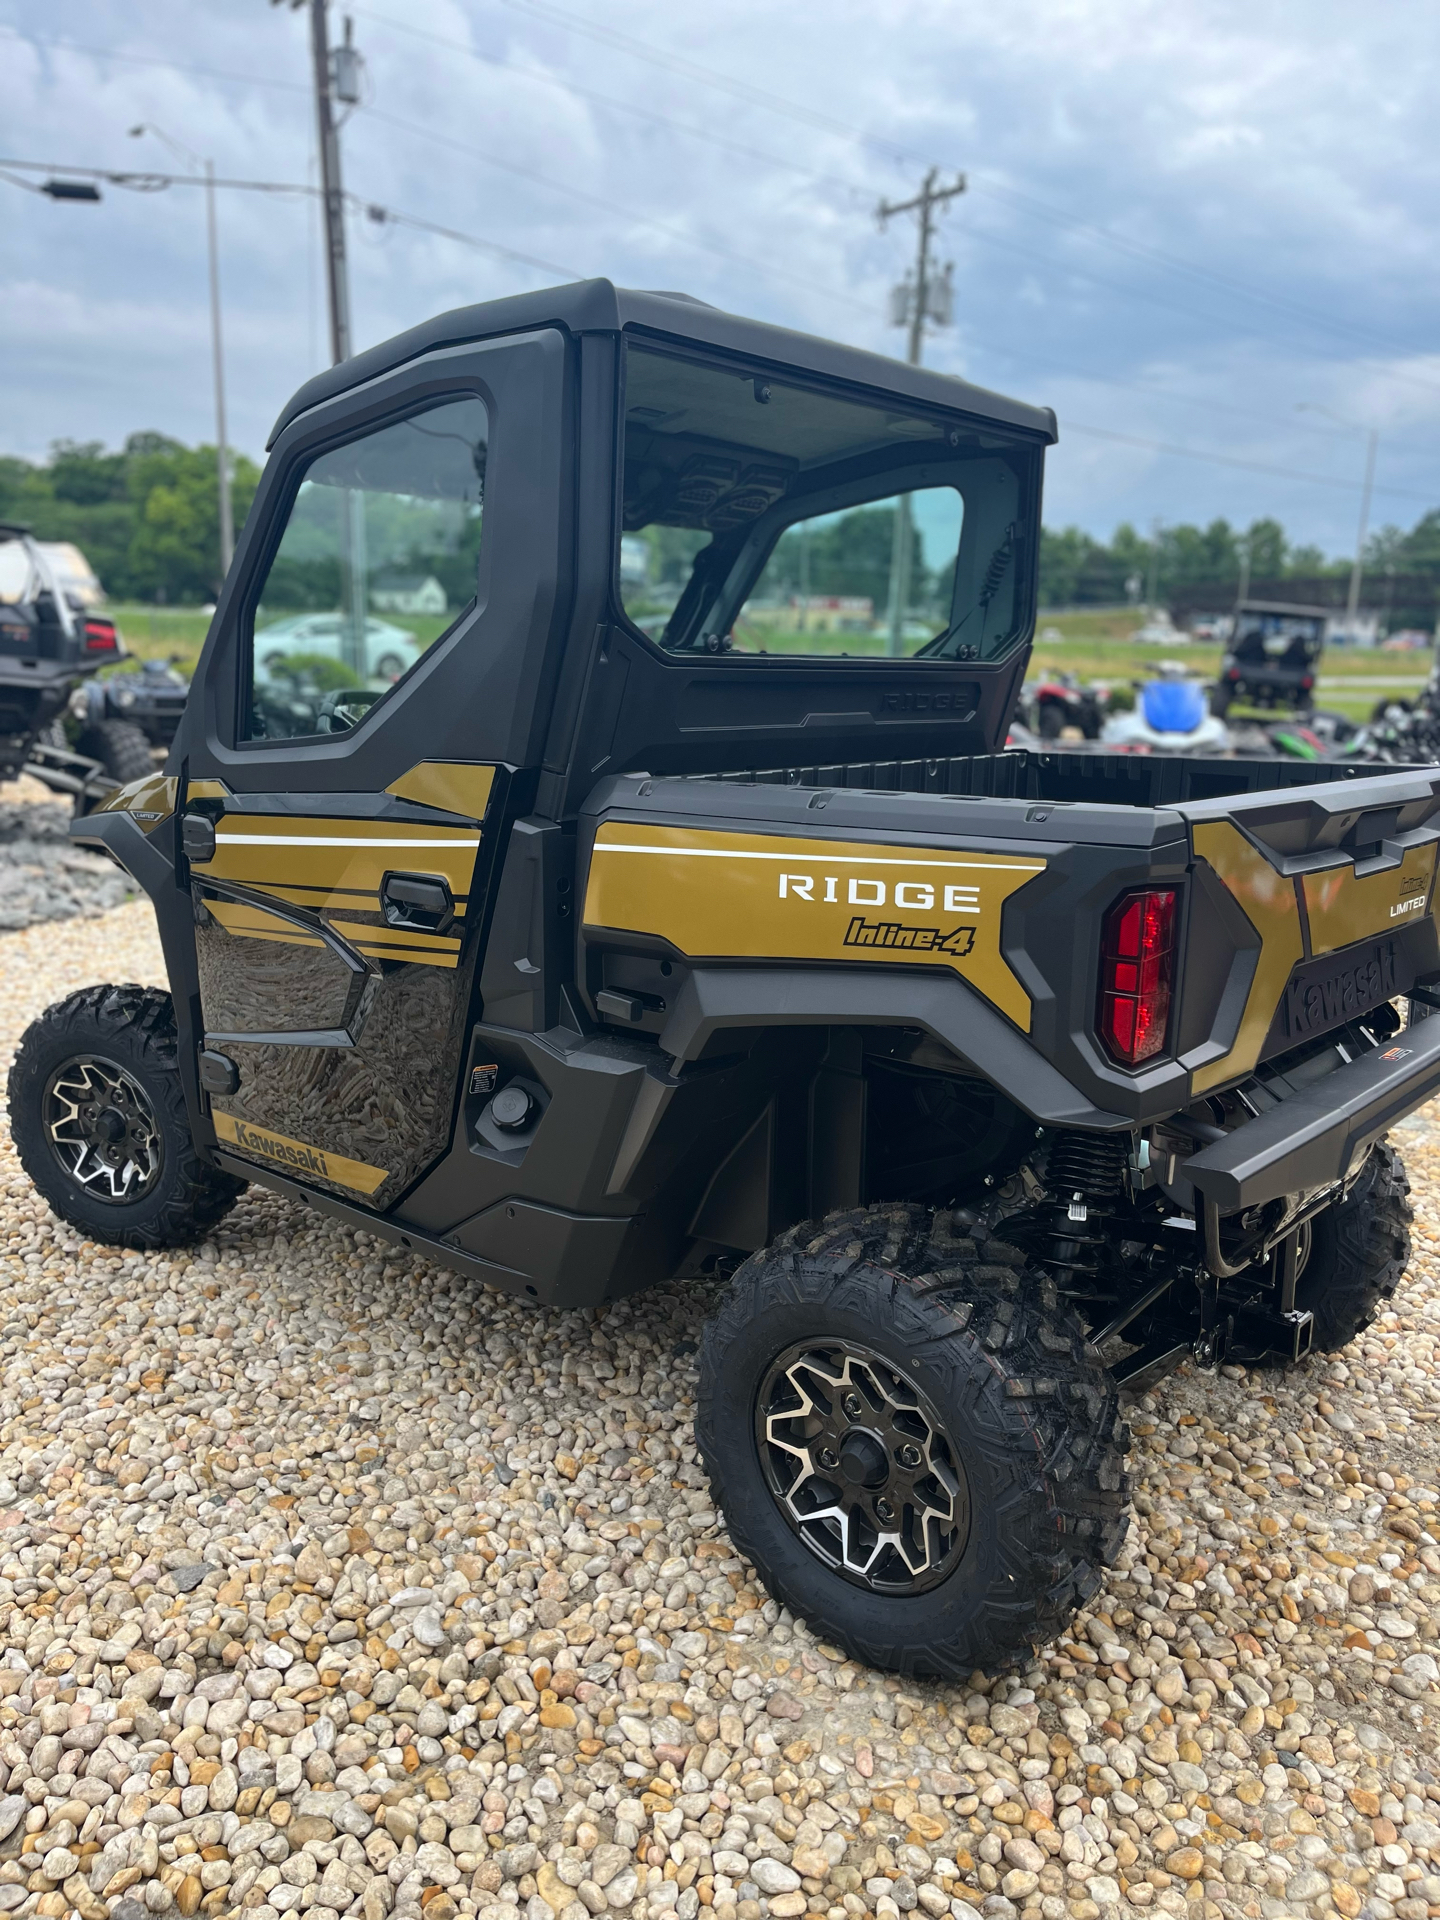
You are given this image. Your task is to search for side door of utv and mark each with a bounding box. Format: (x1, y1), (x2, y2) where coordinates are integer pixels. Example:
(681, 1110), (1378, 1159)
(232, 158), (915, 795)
(173, 330), (569, 1212)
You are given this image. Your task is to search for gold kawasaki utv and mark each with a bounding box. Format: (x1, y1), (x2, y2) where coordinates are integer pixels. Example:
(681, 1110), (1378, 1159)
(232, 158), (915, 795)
(9, 284), (1436, 1675)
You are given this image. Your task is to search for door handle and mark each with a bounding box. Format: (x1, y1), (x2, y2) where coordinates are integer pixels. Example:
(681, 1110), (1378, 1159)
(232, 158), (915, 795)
(181, 812), (216, 862)
(381, 871), (455, 934)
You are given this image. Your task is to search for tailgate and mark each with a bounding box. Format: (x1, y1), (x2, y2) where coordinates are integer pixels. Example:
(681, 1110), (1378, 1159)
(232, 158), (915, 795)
(1181, 769), (1440, 1094)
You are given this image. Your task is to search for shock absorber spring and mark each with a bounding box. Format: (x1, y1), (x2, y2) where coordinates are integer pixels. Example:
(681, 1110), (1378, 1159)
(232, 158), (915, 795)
(1041, 1130), (1130, 1294)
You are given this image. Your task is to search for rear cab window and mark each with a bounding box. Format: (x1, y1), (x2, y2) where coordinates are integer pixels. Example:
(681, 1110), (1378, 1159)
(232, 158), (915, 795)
(616, 342), (1039, 664)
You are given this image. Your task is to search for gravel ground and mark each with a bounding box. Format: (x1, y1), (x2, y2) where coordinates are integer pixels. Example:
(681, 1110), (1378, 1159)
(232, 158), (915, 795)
(0, 901), (1438, 1920)
(0, 783), (134, 933)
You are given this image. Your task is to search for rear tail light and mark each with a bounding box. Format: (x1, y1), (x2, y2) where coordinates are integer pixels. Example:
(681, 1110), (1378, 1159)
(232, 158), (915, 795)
(84, 618), (118, 652)
(1226, 667), (1240, 681)
(1301, 675), (1314, 690)
(1098, 888), (1177, 1066)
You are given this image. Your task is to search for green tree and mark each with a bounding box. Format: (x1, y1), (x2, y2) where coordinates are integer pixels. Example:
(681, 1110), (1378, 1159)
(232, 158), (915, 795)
(0, 434), (259, 602)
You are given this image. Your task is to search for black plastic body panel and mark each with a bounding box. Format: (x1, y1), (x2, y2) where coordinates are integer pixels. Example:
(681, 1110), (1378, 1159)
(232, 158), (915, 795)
(695, 748), (1437, 807)
(580, 773), (1191, 1123)
(1183, 1015), (1440, 1209)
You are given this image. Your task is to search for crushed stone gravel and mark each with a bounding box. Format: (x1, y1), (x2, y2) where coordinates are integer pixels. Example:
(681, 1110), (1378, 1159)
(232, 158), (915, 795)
(0, 899), (1436, 1920)
(0, 783), (134, 933)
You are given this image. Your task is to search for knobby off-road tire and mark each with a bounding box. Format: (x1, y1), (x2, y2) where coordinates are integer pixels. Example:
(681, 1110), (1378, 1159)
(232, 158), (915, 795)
(1296, 1142), (1412, 1353)
(76, 720), (154, 787)
(8, 985), (244, 1250)
(696, 1202), (1129, 1677)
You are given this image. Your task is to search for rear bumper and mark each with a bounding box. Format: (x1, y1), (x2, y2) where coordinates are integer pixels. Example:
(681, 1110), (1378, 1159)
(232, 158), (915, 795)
(1183, 1017), (1440, 1210)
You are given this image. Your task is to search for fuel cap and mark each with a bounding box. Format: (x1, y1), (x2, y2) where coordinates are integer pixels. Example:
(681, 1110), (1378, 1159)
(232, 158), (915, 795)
(490, 1084), (534, 1131)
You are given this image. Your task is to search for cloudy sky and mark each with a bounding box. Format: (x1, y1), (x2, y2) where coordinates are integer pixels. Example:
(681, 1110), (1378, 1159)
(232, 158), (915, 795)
(3, 0), (1438, 554)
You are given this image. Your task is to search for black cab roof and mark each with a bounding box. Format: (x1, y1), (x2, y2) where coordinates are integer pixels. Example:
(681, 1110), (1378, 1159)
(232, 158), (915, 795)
(268, 278), (1059, 450)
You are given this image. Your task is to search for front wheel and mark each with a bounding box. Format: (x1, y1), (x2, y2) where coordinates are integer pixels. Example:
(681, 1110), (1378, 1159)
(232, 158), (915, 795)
(696, 1203), (1129, 1677)
(7, 985), (245, 1249)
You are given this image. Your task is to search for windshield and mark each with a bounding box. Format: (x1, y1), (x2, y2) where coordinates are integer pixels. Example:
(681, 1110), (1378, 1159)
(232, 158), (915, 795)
(618, 343), (1038, 662)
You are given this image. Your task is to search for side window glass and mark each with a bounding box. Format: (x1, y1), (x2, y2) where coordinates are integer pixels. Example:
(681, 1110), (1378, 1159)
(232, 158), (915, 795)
(244, 394), (488, 741)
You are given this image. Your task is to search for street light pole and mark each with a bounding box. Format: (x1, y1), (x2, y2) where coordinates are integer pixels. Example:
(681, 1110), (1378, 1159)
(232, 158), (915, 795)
(1297, 403), (1381, 644)
(203, 160), (233, 576)
(130, 126), (233, 580)
(1347, 428), (1379, 641)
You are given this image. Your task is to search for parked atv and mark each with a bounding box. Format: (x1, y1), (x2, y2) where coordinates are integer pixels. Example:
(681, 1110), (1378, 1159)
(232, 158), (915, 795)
(0, 523), (139, 801)
(56, 655), (189, 779)
(1017, 671), (1106, 741)
(9, 282), (1438, 1678)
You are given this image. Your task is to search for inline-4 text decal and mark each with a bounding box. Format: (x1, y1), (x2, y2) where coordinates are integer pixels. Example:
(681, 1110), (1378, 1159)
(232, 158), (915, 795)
(843, 917), (977, 956)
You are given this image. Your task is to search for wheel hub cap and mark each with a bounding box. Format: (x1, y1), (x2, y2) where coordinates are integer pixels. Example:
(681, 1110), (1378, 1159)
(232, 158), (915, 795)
(837, 1428), (889, 1489)
(755, 1340), (970, 1595)
(45, 1056), (162, 1204)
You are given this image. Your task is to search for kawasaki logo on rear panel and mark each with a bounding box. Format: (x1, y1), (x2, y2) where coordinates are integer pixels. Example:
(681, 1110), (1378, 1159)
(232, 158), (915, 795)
(1284, 940), (1398, 1040)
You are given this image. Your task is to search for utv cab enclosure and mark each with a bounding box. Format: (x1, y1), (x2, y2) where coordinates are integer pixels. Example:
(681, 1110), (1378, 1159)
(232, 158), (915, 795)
(13, 282), (1439, 1676)
(1213, 598), (1328, 717)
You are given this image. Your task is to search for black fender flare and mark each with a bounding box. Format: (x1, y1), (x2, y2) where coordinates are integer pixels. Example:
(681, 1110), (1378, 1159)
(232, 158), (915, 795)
(657, 964), (1131, 1131)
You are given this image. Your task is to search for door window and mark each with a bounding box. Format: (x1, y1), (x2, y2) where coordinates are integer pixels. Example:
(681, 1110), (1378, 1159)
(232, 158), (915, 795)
(243, 394), (488, 741)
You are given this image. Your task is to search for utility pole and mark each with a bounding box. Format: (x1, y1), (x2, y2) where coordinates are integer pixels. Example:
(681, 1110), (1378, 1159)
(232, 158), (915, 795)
(309, 0), (355, 366)
(878, 168), (965, 655)
(282, 0), (367, 668)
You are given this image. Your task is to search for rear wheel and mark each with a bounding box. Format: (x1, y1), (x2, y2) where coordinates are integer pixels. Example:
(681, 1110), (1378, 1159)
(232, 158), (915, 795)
(1295, 1143), (1412, 1351)
(7, 985), (244, 1249)
(697, 1203), (1129, 1676)
(76, 720), (154, 786)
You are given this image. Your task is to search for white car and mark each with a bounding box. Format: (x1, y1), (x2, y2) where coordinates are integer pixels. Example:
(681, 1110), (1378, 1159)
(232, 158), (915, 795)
(253, 612), (420, 684)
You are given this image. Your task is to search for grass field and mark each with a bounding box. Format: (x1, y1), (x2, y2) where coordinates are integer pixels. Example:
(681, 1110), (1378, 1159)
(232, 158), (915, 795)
(103, 601), (1431, 723)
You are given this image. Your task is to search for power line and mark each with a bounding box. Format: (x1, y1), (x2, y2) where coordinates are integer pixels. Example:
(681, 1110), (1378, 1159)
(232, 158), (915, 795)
(1062, 421), (1436, 504)
(0, 155), (579, 278)
(15, 12), (1433, 382)
(348, 5), (875, 203)
(485, 0), (1438, 370)
(3, 154), (1434, 513)
(0, 24), (309, 95)
(357, 103), (880, 317)
(13, 12), (1440, 410)
(347, 4), (1440, 406)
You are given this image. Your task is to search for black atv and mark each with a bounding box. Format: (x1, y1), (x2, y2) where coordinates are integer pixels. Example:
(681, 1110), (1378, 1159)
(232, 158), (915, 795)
(69, 655), (188, 766)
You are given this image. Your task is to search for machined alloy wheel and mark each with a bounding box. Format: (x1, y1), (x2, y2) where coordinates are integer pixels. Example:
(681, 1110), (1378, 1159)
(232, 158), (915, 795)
(756, 1340), (968, 1594)
(697, 1203), (1129, 1677)
(8, 985), (244, 1249)
(45, 1054), (163, 1203)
